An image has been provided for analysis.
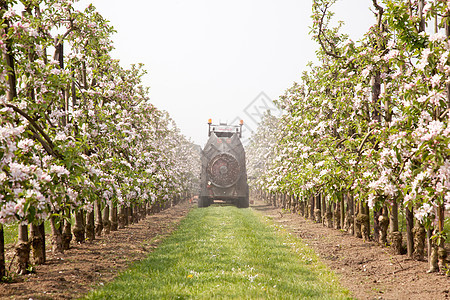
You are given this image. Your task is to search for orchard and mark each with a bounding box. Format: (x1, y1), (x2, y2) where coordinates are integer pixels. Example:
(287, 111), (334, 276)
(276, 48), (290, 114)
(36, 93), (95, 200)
(248, 0), (449, 275)
(1, 0), (449, 298)
(0, 0), (200, 279)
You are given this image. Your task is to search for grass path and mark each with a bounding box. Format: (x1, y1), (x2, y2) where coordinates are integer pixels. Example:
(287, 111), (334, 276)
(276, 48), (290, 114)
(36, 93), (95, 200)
(84, 205), (351, 299)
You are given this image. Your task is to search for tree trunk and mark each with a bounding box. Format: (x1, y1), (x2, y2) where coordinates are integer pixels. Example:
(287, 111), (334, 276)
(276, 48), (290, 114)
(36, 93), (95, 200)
(373, 207), (382, 244)
(340, 194), (345, 231)
(413, 220), (426, 260)
(111, 205), (118, 231)
(291, 195), (297, 213)
(118, 205), (126, 229)
(95, 200), (103, 236)
(379, 205), (389, 245)
(309, 194), (315, 221)
(135, 204), (141, 221)
(62, 218), (72, 250)
(133, 204), (139, 223)
(141, 203), (147, 219)
(290, 194), (294, 211)
(427, 228), (433, 262)
(303, 198), (311, 219)
(146, 201), (152, 215)
(354, 200), (362, 238)
(86, 210), (95, 242)
(299, 199), (305, 217)
(428, 229), (439, 273)
(73, 210), (85, 243)
(30, 222), (45, 265)
(357, 201), (370, 241)
(437, 204), (447, 272)
(103, 205), (111, 234)
(347, 192), (355, 235)
(405, 206), (414, 258)
(389, 200), (402, 255)
(314, 194), (321, 223)
(16, 224), (31, 275)
(128, 205), (133, 225)
(39, 222), (46, 262)
(334, 194), (341, 229)
(321, 194), (326, 225)
(125, 205), (130, 225)
(50, 216), (64, 254)
(437, 244), (447, 273)
(326, 203), (333, 228)
(0, 224), (5, 278)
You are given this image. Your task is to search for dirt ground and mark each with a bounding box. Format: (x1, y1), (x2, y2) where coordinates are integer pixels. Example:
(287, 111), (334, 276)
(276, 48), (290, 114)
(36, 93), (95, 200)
(252, 199), (450, 300)
(0, 199), (449, 299)
(0, 201), (193, 299)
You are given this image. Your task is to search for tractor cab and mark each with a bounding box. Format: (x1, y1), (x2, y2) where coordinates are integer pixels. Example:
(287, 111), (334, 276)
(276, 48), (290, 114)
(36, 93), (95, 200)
(208, 119), (243, 138)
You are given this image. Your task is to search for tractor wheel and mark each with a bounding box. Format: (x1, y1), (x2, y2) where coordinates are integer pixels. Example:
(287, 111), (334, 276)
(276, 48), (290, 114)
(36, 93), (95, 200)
(237, 197), (249, 208)
(198, 197), (211, 208)
(198, 197), (205, 208)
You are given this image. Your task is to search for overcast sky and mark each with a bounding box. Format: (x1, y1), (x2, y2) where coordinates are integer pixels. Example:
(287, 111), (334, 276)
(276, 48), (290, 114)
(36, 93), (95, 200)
(75, 0), (374, 147)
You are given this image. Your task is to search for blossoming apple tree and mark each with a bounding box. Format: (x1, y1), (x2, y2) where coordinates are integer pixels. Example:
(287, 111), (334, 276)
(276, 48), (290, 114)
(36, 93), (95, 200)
(248, 0), (449, 274)
(0, 0), (200, 277)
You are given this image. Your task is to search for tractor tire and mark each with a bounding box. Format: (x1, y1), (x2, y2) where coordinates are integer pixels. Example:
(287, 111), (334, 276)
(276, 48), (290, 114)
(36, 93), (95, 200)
(198, 197), (211, 208)
(237, 197), (249, 208)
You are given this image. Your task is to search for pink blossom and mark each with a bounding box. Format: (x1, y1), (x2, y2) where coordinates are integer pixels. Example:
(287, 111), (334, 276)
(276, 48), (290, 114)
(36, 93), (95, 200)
(414, 203), (434, 222)
(403, 193), (415, 205)
(430, 74), (442, 87)
(0, 124), (25, 141)
(14, 198), (26, 217)
(430, 33), (446, 43)
(417, 95), (427, 103)
(403, 82), (415, 90)
(427, 120), (444, 138)
(49, 165), (70, 177)
(440, 51), (449, 65)
(384, 49), (399, 60)
(17, 138), (34, 152)
(428, 91), (442, 105)
(361, 67), (371, 78)
(423, 3), (432, 15)
(0, 201), (17, 224)
(54, 132), (67, 141)
(9, 163), (30, 181)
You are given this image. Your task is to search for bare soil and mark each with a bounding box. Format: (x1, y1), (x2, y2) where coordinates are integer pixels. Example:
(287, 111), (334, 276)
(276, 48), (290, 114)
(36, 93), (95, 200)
(252, 199), (450, 300)
(1, 199), (448, 300)
(0, 201), (193, 299)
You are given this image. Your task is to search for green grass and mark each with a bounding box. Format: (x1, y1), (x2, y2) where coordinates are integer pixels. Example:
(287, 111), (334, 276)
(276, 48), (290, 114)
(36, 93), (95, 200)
(445, 217), (450, 237)
(84, 205), (351, 299)
(3, 223), (19, 245)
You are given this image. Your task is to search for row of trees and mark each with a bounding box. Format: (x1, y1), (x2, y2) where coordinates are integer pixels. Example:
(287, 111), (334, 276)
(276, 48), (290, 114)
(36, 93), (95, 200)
(0, 0), (200, 278)
(247, 0), (449, 274)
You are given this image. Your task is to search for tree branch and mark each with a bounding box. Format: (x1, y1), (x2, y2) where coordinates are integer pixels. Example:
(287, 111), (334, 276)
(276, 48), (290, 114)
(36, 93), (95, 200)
(3, 103), (62, 159)
(316, 4), (341, 59)
(326, 144), (345, 168)
(357, 129), (373, 154)
(372, 0), (384, 17)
